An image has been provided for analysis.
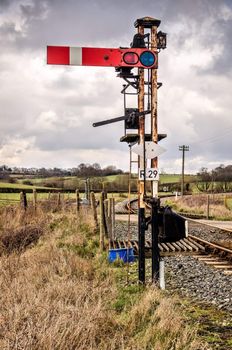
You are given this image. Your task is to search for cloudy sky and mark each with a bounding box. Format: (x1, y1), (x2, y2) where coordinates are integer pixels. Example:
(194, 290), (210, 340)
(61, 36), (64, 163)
(0, 0), (232, 173)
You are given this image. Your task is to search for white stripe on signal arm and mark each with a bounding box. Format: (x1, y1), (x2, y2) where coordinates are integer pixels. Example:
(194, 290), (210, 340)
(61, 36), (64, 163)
(70, 47), (82, 65)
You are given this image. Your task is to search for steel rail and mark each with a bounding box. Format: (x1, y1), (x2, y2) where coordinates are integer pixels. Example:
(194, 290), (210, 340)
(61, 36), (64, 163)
(125, 198), (138, 214)
(189, 234), (232, 257)
(125, 198), (151, 214)
(124, 198), (232, 235)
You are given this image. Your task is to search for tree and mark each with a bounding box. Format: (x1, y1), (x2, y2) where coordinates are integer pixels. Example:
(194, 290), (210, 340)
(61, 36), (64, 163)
(196, 168), (213, 192)
(212, 165), (232, 192)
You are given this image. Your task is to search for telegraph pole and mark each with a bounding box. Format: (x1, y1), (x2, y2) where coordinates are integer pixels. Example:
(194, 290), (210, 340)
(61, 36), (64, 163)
(179, 145), (189, 196)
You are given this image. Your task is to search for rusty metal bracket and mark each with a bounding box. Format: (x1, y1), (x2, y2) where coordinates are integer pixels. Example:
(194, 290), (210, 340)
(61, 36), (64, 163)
(121, 77), (139, 92)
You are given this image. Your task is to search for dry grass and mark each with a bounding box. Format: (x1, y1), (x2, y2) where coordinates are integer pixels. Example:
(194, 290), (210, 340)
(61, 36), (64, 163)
(124, 288), (202, 350)
(0, 207), (206, 349)
(0, 205), (50, 255)
(166, 194), (232, 220)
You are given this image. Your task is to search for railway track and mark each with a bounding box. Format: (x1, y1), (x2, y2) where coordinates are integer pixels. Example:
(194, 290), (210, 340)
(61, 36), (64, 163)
(189, 234), (232, 275)
(113, 198), (232, 273)
(126, 198), (138, 214)
(123, 198), (205, 217)
(109, 235), (232, 274)
(117, 198), (232, 234)
(109, 236), (206, 256)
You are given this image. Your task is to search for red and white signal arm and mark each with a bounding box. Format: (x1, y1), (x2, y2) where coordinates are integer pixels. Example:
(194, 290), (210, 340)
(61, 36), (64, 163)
(47, 46), (158, 69)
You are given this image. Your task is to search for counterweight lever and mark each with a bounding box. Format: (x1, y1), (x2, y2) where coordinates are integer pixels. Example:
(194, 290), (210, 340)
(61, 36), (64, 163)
(92, 110), (150, 127)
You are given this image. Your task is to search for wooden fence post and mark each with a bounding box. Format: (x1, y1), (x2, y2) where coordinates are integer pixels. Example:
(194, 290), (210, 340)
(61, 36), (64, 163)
(57, 192), (61, 208)
(104, 199), (110, 238)
(103, 197), (115, 240)
(76, 189), (80, 213)
(102, 191), (108, 235)
(108, 199), (112, 239)
(206, 194), (210, 219)
(20, 191), (27, 211)
(90, 191), (98, 230)
(99, 192), (105, 251)
(33, 189), (37, 211)
(111, 198), (115, 239)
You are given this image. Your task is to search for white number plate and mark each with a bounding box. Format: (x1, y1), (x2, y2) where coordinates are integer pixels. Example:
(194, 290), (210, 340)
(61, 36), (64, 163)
(139, 168), (159, 181)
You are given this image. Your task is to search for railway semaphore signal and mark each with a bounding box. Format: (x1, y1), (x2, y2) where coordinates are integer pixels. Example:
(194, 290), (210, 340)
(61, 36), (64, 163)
(47, 46), (158, 69)
(46, 16), (186, 287)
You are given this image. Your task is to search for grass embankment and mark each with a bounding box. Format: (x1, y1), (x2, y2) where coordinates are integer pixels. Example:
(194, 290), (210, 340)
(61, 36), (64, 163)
(0, 205), (205, 349)
(164, 194), (232, 220)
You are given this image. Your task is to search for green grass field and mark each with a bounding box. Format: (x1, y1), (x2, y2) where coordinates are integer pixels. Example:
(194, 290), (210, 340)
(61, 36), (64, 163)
(11, 173), (197, 185)
(17, 176), (74, 184)
(0, 181), (36, 189)
(0, 192), (81, 206)
(159, 174), (197, 184)
(0, 181), (56, 190)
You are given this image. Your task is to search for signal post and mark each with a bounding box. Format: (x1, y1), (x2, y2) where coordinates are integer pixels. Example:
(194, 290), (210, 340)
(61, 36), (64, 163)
(134, 17), (165, 283)
(151, 21), (160, 197)
(150, 19), (161, 282)
(136, 22), (146, 284)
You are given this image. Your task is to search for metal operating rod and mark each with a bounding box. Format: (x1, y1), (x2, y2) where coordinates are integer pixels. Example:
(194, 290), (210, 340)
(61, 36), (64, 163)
(92, 110), (150, 127)
(93, 115), (128, 127)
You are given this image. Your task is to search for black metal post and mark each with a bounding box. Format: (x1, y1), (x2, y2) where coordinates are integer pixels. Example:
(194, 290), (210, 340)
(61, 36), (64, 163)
(151, 199), (160, 282)
(138, 208), (146, 283)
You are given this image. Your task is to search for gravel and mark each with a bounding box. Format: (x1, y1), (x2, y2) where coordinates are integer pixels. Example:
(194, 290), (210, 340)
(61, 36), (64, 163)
(187, 220), (232, 242)
(164, 255), (232, 312)
(114, 218), (232, 312)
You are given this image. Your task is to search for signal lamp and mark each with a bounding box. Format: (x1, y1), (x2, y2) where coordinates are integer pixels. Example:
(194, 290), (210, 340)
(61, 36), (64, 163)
(140, 51), (155, 67)
(123, 52), (139, 65)
(157, 31), (167, 50)
(125, 108), (139, 129)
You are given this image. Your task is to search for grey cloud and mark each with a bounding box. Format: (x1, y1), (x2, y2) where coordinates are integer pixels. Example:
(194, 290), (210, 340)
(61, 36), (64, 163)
(204, 18), (232, 75)
(1, 0), (165, 51)
(33, 126), (124, 151)
(0, 22), (23, 43)
(162, 0), (229, 27)
(2, 0), (229, 52)
(20, 1), (48, 21)
(0, 0), (11, 11)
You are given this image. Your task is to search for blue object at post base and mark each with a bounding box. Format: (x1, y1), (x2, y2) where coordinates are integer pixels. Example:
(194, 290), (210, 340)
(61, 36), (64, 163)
(108, 248), (135, 263)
